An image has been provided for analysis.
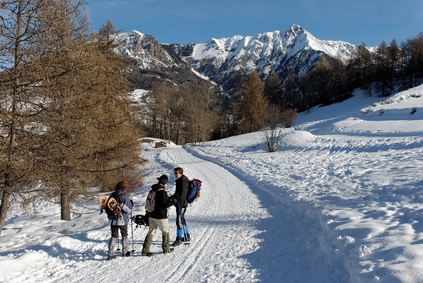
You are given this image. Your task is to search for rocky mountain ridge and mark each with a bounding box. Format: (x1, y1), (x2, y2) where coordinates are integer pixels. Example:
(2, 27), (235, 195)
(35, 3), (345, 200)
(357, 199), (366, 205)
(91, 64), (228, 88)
(114, 24), (360, 95)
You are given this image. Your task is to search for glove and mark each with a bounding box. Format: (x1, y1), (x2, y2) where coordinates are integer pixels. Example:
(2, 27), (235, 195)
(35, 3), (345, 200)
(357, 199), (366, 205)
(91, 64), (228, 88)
(170, 197), (178, 204)
(171, 194), (180, 201)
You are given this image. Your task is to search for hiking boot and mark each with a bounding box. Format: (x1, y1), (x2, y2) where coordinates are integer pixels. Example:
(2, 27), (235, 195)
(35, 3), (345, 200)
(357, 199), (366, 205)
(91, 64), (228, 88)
(163, 248), (174, 254)
(142, 234), (154, 257)
(123, 251), (131, 257)
(182, 233), (191, 242)
(172, 236), (182, 246)
(107, 255), (116, 260)
(172, 240), (182, 246)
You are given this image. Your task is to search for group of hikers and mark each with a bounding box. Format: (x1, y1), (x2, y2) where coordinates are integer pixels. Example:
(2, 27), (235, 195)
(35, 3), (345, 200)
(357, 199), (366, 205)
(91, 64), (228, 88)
(105, 167), (191, 259)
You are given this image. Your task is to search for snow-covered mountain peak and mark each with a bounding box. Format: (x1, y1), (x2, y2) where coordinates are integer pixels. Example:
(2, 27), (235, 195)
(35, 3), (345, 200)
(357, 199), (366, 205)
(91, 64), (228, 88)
(188, 24), (358, 81)
(282, 24), (356, 60)
(112, 24), (362, 93)
(113, 30), (178, 68)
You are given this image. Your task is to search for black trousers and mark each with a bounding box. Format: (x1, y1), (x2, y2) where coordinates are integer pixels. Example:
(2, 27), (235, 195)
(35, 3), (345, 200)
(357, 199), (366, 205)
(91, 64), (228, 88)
(111, 224), (128, 238)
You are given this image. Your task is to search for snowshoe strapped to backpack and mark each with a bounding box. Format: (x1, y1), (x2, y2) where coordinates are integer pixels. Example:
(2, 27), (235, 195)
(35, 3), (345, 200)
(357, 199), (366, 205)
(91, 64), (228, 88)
(99, 195), (122, 217)
(132, 214), (149, 227)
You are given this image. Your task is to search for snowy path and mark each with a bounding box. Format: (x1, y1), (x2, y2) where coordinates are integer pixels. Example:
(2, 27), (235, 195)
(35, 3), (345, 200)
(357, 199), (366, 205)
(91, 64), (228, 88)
(137, 145), (346, 282)
(1, 144), (346, 282)
(183, 145), (350, 282)
(148, 146), (268, 282)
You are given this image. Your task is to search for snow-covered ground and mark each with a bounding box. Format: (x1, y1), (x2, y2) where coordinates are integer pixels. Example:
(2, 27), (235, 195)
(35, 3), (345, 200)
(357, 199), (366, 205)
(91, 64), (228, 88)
(0, 85), (422, 283)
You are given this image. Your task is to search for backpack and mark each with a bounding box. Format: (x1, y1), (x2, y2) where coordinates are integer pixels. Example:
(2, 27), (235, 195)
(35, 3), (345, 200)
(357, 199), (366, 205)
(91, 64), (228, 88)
(100, 195), (122, 217)
(145, 190), (156, 213)
(186, 179), (202, 203)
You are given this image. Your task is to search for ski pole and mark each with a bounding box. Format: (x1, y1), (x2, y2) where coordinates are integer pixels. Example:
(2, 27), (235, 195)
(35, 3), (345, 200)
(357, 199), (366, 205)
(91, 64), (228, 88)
(182, 226), (189, 245)
(131, 217), (135, 252)
(182, 224), (188, 241)
(181, 216), (190, 246)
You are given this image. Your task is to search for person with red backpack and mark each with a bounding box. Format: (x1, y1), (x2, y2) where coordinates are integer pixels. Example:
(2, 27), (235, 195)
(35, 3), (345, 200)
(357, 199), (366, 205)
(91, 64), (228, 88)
(142, 175), (177, 256)
(170, 167), (191, 246)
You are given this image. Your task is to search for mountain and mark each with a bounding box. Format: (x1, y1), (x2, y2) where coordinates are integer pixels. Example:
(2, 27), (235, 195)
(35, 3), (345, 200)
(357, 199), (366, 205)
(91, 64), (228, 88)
(113, 24), (359, 95)
(113, 31), (203, 91)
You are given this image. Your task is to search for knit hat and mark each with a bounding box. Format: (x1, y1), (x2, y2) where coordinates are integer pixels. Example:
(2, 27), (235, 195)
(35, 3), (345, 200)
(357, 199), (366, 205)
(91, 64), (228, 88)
(158, 174), (169, 185)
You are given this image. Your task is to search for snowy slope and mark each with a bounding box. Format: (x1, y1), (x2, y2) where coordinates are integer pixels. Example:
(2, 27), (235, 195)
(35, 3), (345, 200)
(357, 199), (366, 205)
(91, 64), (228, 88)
(0, 84), (422, 282)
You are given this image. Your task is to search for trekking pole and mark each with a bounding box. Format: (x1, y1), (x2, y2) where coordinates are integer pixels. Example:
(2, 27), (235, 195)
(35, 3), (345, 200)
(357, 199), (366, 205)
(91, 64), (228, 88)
(182, 223), (190, 246)
(131, 217), (135, 253)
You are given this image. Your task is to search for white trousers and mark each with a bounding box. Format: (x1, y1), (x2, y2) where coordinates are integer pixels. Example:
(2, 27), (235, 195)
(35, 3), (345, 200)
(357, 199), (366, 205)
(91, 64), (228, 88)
(147, 217), (170, 236)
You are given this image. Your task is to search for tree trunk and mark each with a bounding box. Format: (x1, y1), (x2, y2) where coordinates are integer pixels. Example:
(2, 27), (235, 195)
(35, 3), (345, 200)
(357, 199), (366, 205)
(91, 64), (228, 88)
(60, 189), (71, 221)
(0, 188), (11, 235)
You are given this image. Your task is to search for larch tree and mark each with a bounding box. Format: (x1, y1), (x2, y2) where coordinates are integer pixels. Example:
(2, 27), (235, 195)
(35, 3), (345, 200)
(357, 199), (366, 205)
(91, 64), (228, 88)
(347, 43), (373, 94)
(0, 0), (144, 231)
(142, 81), (218, 145)
(92, 19), (144, 192)
(184, 82), (218, 145)
(30, 0), (94, 220)
(375, 41), (394, 97)
(31, 5), (143, 220)
(239, 71), (268, 134)
(405, 33), (423, 87)
(0, 0), (52, 234)
(147, 83), (179, 142)
(264, 73), (283, 106)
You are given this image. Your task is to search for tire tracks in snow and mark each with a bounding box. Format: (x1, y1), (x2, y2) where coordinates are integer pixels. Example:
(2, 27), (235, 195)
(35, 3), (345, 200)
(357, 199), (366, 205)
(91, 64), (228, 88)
(149, 146), (269, 282)
(184, 145), (350, 282)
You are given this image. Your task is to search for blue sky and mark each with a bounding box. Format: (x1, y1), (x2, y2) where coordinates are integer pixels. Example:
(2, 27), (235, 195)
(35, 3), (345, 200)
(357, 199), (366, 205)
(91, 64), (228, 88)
(86, 0), (423, 46)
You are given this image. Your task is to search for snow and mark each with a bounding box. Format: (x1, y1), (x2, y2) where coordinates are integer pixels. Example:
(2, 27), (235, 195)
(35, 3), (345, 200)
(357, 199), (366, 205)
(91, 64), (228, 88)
(207, 25), (354, 77)
(1, 84), (423, 282)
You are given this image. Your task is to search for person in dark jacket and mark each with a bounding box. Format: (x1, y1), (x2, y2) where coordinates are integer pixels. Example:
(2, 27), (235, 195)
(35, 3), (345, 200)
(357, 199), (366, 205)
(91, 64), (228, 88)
(107, 181), (133, 260)
(142, 175), (176, 256)
(171, 167), (191, 246)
